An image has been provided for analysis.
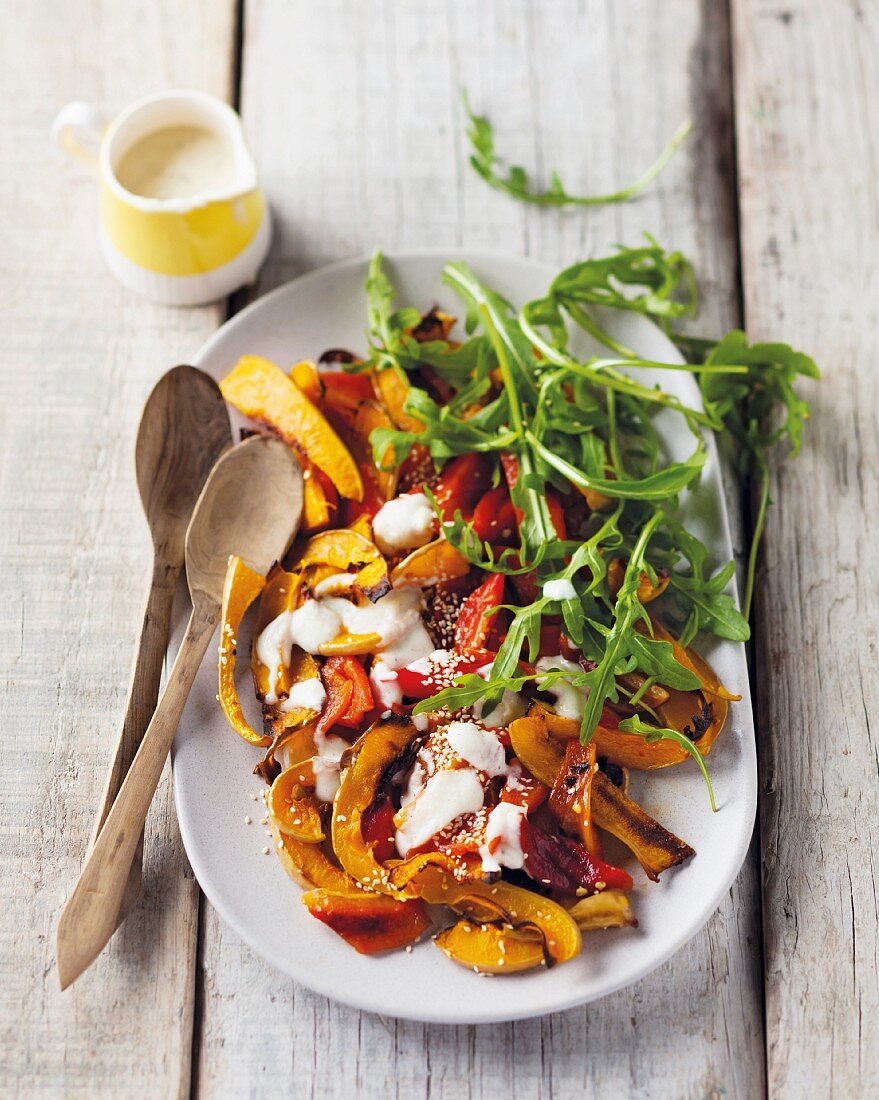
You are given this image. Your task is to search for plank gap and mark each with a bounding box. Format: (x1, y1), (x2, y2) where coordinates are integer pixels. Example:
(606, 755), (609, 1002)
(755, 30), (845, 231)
(188, 891), (208, 1100)
(721, 5), (770, 1094)
(189, 6), (249, 1099)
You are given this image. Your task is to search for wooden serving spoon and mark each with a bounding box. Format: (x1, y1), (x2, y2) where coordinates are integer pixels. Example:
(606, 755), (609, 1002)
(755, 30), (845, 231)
(91, 365), (230, 928)
(57, 434), (303, 990)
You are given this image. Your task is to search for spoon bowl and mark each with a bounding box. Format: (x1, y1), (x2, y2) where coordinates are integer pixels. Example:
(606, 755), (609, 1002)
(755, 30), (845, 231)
(185, 432), (304, 605)
(136, 365), (232, 554)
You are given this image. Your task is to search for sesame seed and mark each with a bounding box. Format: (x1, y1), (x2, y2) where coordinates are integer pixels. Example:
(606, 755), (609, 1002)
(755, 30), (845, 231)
(244, 816), (252, 825)
(262, 847), (270, 855)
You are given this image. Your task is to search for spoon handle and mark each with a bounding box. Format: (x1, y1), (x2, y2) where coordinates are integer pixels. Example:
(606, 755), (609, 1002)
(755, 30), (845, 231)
(88, 555), (181, 921)
(56, 597), (219, 991)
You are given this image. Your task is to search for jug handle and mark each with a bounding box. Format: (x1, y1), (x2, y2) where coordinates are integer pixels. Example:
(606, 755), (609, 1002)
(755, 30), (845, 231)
(51, 102), (106, 168)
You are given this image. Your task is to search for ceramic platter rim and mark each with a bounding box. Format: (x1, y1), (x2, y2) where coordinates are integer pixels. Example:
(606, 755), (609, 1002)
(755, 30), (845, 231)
(171, 250), (757, 1024)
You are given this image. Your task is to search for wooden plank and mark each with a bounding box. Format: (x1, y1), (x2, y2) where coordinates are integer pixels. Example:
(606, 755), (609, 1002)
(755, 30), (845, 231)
(731, 0), (879, 1095)
(0, 1), (236, 1095)
(195, 2), (763, 1098)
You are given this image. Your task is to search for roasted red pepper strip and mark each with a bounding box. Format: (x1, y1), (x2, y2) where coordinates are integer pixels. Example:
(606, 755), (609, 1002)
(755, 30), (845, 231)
(499, 453), (566, 606)
(549, 739), (602, 857)
(501, 764), (549, 813)
(320, 657), (374, 731)
(361, 796), (397, 864)
(500, 452), (568, 539)
(432, 453), (493, 520)
(509, 570), (540, 605)
(546, 488), (568, 540)
(520, 818), (633, 894)
(499, 452), (525, 525)
(340, 466), (386, 524)
(321, 370), (376, 412)
(454, 573), (505, 652)
(318, 663), (354, 734)
(471, 485), (518, 544)
(332, 656), (374, 727)
(396, 650), (493, 699)
(536, 619), (581, 660)
(303, 889), (430, 954)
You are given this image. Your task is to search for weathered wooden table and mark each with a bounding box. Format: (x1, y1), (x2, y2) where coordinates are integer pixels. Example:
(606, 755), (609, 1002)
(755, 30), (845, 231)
(2, 1), (876, 1096)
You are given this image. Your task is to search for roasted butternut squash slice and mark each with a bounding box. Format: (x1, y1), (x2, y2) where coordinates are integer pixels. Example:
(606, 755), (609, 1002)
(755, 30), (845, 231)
(251, 565), (306, 708)
(575, 483), (615, 513)
(387, 851), (484, 896)
(218, 555), (269, 747)
(268, 772), (325, 842)
(646, 616), (739, 703)
(302, 465), (333, 532)
(331, 717), (421, 898)
(271, 823), (356, 892)
(393, 861), (581, 965)
(220, 355), (363, 500)
(318, 631), (383, 656)
(435, 920), (547, 973)
(511, 710), (692, 880)
(296, 528), (389, 600)
(354, 400), (399, 500)
(375, 365), (424, 433)
(289, 359), (323, 404)
(390, 537), (471, 589)
(508, 714), (565, 787)
(255, 718), (317, 785)
(591, 772), (694, 881)
(607, 558), (670, 603)
(446, 881), (581, 965)
(531, 699), (695, 771)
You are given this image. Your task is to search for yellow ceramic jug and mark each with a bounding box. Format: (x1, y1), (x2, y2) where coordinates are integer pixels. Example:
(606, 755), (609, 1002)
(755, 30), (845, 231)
(52, 89), (271, 306)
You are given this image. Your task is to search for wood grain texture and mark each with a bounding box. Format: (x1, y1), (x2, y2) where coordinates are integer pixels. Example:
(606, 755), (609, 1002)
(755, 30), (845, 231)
(0, 0), (236, 1094)
(732, 0), (879, 1095)
(193, 3), (764, 1098)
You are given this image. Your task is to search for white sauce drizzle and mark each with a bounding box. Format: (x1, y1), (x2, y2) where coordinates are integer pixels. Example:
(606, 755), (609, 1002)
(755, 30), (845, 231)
(371, 492), (436, 555)
(280, 676), (326, 714)
(255, 588), (431, 696)
(542, 577), (577, 601)
(477, 690), (528, 728)
(535, 654), (589, 720)
(479, 802), (527, 873)
(311, 731), (348, 803)
(311, 572), (356, 598)
(445, 720), (508, 777)
(369, 660), (403, 710)
(394, 768), (484, 857)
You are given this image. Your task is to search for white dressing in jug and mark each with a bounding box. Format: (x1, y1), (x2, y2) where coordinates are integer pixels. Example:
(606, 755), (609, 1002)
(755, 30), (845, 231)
(115, 125), (236, 201)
